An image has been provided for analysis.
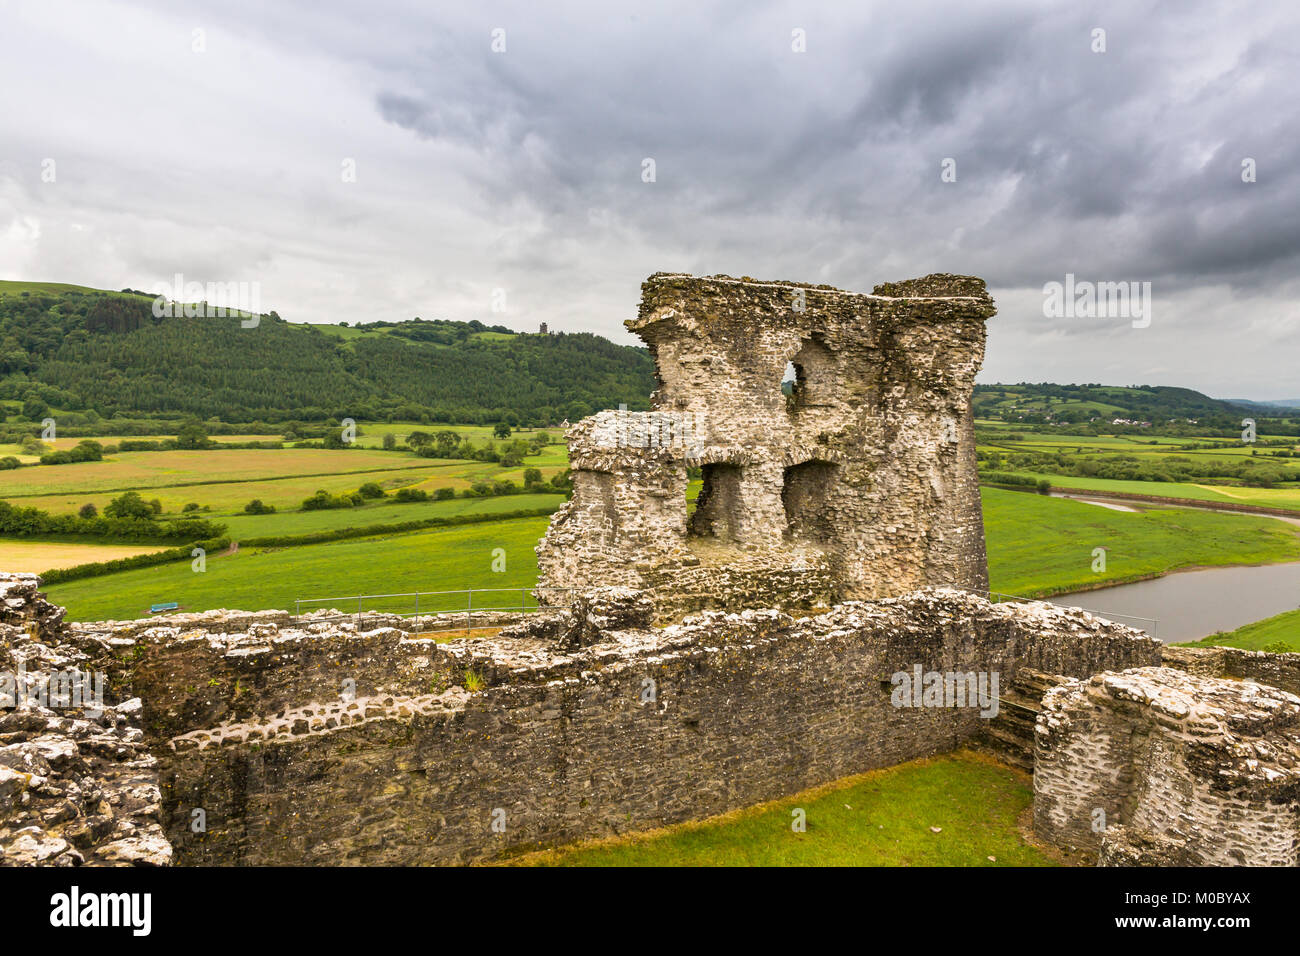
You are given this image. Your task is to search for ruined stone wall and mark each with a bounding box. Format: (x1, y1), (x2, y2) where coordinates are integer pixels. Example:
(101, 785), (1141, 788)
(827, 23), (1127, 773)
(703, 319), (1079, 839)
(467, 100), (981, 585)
(83, 588), (1155, 866)
(537, 272), (994, 615)
(1034, 667), (1300, 866)
(1162, 643), (1300, 698)
(0, 574), (170, 867)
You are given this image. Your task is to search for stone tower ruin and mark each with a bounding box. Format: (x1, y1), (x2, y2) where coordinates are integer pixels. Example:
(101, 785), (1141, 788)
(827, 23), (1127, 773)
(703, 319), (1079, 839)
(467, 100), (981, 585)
(537, 272), (996, 616)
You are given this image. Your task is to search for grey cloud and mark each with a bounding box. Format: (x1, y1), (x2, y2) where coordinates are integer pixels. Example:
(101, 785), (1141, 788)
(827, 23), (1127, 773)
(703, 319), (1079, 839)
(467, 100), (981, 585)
(1, 0), (1297, 396)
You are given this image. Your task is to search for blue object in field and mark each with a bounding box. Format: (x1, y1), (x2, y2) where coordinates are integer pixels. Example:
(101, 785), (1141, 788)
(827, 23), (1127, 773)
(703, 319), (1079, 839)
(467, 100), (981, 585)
(150, 602), (179, 613)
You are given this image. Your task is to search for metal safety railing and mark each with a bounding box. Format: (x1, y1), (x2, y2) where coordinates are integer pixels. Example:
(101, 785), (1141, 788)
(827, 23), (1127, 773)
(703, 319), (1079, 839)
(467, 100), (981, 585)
(292, 586), (574, 637)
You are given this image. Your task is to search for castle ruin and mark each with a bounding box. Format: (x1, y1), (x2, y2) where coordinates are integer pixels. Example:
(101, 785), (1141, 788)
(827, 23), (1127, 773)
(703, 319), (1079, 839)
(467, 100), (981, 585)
(3, 271), (1298, 868)
(537, 273), (994, 617)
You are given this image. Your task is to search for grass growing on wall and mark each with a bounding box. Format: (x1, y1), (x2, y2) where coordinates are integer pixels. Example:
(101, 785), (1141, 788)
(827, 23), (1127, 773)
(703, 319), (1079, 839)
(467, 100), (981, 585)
(509, 751), (1056, 867)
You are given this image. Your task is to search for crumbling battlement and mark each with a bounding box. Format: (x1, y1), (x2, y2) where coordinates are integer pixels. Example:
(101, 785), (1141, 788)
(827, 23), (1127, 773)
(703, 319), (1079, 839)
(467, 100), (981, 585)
(537, 272), (995, 615)
(100, 586), (1153, 866)
(70, 608), (553, 742)
(0, 574), (170, 867)
(1162, 643), (1300, 699)
(1033, 666), (1300, 866)
(2, 574), (1163, 866)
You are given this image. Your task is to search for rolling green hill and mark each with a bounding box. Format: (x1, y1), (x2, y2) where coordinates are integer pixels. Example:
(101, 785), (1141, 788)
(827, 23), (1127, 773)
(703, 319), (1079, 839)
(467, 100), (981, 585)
(0, 280), (654, 425)
(974, 383), (1300, 435)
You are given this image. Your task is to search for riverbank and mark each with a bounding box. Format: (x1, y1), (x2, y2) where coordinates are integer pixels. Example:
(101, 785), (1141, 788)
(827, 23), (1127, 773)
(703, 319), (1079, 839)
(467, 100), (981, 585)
(983, 488), (1300, 601)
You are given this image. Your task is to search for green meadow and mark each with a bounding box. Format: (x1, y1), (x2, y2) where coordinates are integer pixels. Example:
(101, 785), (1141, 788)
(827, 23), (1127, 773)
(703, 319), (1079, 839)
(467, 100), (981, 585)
(43, 487), (1300, 621)
(985, 470), (1300, 512)
(43, 514), (553, 621)
(1188, 608), (1300, 652)
(511, 751), (1053, 867)
(216, 492), (564, 538)
(982, 488), (1300, 597)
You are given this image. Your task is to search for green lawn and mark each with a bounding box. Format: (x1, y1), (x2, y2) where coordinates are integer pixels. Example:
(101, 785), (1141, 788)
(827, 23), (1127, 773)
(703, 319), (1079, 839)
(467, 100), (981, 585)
(45, 515), (553, 621)
(982, 487), (1300, 598)
(1186, 608), (1300, 652)
(512, 751), (1054, 867)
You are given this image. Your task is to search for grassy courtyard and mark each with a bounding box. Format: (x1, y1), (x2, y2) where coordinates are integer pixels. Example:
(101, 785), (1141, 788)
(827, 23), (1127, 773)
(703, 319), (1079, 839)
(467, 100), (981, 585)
(510, 751), (1055, 867)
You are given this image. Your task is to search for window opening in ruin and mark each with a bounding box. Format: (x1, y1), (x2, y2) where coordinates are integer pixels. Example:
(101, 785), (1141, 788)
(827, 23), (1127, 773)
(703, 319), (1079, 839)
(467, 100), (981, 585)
(685, 465), (703, 519)
(688, 463), (744, 541)
(785, 337), (835, 413)
(782, 460), (838, 543)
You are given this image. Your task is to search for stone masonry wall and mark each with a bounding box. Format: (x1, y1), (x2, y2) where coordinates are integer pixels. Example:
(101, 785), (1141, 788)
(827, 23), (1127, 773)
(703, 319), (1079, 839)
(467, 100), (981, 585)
(0, 574), (171, 867)
(1034, 666), (1300, 866)
(1162, 643), (1300, 698)
(537, 273), (995, 615)
(111, 588), (1155, 866)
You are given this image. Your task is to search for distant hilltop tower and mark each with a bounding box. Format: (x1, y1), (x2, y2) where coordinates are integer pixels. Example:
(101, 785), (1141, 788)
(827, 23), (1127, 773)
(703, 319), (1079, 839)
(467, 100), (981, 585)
(539, 322), (548, 335)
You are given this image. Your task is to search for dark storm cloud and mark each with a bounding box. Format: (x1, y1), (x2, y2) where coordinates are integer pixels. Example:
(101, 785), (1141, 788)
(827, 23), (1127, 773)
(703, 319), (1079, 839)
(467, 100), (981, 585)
(2, 0), (1298, 396)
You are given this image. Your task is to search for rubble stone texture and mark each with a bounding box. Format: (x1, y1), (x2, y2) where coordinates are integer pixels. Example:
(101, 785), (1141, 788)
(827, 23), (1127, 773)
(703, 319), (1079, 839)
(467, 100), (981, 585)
(1162, 643), (1300, 698)
(0, 574), (171, 866)
(1033, 666), (1300, 866)
(537, 273), (995, 616)
(68, 586), (1155, 865)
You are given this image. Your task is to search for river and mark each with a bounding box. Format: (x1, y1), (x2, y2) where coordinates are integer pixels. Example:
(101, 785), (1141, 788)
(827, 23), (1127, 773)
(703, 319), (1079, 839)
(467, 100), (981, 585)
(1044, 492), (1300, 642)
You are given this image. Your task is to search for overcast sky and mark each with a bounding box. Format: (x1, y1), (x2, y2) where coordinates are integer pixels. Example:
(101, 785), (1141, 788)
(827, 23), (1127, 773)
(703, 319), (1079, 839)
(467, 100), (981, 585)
(2, 0), (1298, 398)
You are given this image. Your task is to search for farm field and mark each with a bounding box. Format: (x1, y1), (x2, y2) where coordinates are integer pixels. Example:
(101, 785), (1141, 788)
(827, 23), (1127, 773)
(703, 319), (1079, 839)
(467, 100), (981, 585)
(44, 487), (1300, 621)
(1188, 608), (1300, 652)
(2, 447), (567, 515)
(982, 470), (1300, 512)
(43, 514), (553, 621)
(345, 423), (561, 448)
(512, 751), (1054, 867)
(11, 463), (458, 515)
(0, 425), (564, 460)
(0, 448), (438, 497)
(984, 438), (1288, 461)
(976, 428), (1243, 448)
(217, 491), (564, 538)
(0, 540), (166, 573)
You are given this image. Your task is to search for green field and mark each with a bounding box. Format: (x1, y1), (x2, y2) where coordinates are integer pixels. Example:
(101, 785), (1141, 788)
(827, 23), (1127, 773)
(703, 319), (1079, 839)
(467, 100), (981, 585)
(43, 486), (1300, 621)
(3, 447), (567, 515)
(0, 280), (140, 299)
(0, 540), (167, 574)
(512, 751), (1053, 867)
(983, 488), (1300, 597)
(43, 514), (553, 621)
(1188, 609), (1300, 652)
(344, 423), (561, 449)
(216, 492), (563, 538)
(985, 470), (1300, 512)
(0, 447), (435, 497)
